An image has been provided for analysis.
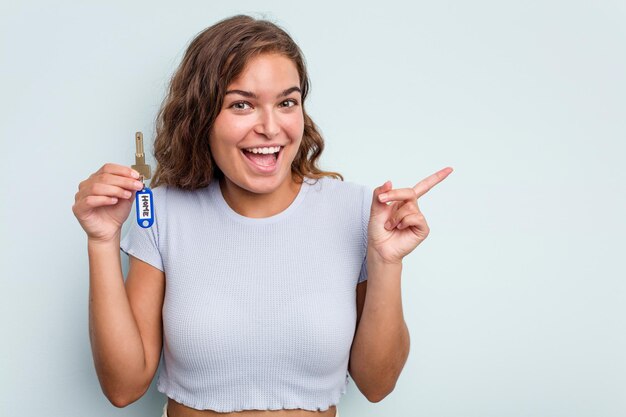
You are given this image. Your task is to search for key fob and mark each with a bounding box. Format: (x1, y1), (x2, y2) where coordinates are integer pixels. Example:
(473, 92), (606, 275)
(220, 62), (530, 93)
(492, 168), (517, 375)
(135, 187), (154, 228)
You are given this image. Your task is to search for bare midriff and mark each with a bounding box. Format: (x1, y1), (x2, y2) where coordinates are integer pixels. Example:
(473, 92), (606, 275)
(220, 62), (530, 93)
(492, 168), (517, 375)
(167, 399), (337, 417)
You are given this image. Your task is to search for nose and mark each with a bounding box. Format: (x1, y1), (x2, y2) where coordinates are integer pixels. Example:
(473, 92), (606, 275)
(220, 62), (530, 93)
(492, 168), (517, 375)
(254, 108), (280, 139)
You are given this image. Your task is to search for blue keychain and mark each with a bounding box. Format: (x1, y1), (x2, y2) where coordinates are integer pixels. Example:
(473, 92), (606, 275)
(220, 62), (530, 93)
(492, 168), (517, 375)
(131, 132), (154, 228)
(135, 186), (154, 228)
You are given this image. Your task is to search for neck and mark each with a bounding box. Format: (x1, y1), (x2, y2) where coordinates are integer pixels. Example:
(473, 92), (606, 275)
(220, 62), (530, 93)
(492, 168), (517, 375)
(219, 175), (303, 218)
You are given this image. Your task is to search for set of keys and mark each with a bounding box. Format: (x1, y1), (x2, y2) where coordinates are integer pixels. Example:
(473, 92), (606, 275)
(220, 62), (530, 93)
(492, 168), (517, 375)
(131, 132), (154, 228)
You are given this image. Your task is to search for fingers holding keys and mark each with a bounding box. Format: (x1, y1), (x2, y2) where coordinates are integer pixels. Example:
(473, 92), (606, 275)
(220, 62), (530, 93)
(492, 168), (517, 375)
(72, 163), (146, 242)
(79, 174), (144, 200)
(98, 162), (141, 179)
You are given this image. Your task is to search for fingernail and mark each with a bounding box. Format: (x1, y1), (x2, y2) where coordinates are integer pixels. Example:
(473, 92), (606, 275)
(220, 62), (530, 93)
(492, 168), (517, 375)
(131, 170), (140, 178)
(379, 193), (388, 203)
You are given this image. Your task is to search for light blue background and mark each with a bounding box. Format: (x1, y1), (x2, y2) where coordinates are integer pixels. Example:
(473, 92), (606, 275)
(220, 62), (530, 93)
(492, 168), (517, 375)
(2, 1), (625, 416)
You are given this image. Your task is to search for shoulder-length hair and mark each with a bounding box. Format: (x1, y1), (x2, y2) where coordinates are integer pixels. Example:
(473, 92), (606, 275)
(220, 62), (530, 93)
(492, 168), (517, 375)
(150, 14), (343, 190)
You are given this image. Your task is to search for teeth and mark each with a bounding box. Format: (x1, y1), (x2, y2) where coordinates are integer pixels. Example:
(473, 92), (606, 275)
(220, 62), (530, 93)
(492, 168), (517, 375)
(244, 146), (282, 154)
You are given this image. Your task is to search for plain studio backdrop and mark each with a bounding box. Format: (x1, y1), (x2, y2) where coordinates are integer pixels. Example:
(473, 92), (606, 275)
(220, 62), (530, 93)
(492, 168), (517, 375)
(1, 1), (625, 416)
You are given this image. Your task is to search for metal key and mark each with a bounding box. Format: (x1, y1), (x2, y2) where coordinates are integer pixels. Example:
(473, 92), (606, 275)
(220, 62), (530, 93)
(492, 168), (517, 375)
(131, 132), (151, 185)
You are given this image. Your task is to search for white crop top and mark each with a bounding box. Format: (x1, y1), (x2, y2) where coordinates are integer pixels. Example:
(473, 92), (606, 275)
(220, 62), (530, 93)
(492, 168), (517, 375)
(120, 176), (371, 412)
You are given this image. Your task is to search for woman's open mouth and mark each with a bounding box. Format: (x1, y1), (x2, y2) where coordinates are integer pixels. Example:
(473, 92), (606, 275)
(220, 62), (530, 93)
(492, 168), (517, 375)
(241, 145), (283, 172)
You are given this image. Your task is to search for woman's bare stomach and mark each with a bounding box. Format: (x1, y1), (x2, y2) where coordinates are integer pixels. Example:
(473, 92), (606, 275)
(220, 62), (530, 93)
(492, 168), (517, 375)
(167, 398), (338, 417)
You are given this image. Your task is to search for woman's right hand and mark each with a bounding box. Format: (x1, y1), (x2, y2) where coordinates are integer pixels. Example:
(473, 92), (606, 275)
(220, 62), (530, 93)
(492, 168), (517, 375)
(72, 163), (146, 243)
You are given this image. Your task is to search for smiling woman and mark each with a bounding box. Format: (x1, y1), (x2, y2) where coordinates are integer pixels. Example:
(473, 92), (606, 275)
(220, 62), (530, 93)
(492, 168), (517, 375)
(149, 16), (342, 193)
(209, 53), (306, 215)
(71, 13), (443, 417)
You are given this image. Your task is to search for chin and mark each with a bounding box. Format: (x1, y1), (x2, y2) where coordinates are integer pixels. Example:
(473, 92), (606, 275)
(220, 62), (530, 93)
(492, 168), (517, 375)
(239, 173), (291, 195)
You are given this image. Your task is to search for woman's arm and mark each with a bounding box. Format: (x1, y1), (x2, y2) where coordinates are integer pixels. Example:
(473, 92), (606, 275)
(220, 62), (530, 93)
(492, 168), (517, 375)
(88, 237), (165, 407)
(72, 163), (164, 406)
(349, 168), (452, 401)
(348, 248), (410, 402)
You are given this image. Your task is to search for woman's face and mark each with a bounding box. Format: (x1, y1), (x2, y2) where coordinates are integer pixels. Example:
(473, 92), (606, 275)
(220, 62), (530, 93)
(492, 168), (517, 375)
(209, 53), (304, 196)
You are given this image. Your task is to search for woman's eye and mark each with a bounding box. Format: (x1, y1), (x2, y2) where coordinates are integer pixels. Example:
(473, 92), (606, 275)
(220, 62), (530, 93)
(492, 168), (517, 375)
(231, 101), (251, 110)
(280, 99), (298, 108)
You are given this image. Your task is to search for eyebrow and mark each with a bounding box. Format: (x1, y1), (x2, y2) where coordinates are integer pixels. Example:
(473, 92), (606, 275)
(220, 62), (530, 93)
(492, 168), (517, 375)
(224, 86), (301, 99)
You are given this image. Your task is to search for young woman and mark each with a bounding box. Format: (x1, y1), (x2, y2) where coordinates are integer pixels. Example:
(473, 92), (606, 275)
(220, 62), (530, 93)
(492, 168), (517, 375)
(72, 14), (452, 417)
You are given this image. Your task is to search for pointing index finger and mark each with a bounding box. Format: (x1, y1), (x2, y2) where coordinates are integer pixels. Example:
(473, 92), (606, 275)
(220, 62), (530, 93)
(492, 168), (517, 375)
(413, 167), (453, 198)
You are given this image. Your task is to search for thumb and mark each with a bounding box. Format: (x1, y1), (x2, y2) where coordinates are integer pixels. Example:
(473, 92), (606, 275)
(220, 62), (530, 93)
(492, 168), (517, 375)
(370, 180), (393, 216)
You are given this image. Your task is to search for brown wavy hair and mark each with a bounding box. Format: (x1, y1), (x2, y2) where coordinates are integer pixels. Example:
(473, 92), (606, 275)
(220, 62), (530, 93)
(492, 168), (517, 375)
(150, 14), (343, 190)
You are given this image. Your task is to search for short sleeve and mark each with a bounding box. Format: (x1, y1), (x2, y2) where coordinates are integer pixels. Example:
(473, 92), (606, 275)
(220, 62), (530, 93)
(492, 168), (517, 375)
(119, 187), (164, 272)
(357, 184), (371, 284)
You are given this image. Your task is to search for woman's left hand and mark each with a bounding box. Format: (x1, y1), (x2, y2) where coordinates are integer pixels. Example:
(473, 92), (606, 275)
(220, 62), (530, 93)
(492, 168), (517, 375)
(367, 167), (453, 265)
